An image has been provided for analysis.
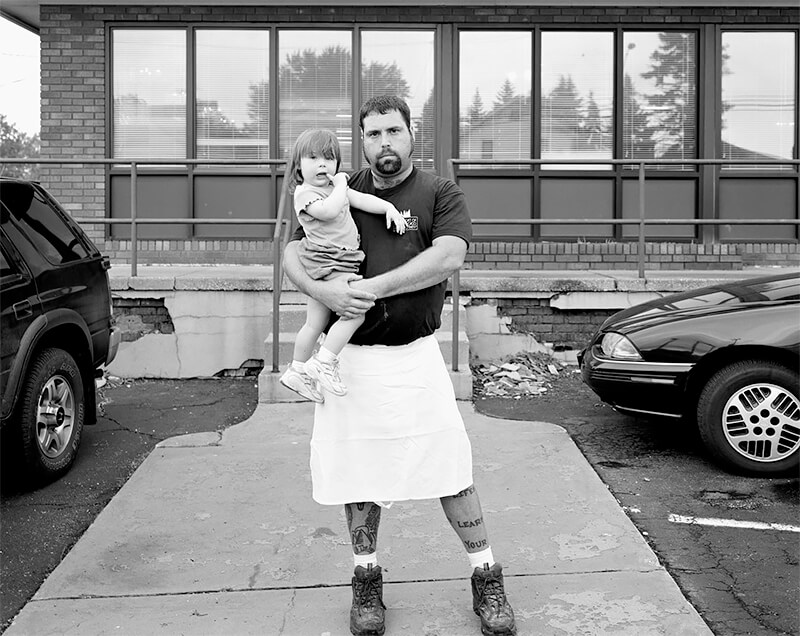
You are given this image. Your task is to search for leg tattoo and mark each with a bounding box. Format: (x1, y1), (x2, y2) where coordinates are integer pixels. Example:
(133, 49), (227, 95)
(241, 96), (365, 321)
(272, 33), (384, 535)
(440, 485), (490, 553)
(347, 503), (381, 555)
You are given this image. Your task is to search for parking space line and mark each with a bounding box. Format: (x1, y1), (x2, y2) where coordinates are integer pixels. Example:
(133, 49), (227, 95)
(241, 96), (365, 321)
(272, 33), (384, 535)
(669, 514), (800, 533)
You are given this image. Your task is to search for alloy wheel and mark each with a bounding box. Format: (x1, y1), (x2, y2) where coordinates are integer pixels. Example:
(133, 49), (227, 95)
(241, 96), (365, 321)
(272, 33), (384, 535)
(722, 382), (800, 463)
(35, 374), (75, 459)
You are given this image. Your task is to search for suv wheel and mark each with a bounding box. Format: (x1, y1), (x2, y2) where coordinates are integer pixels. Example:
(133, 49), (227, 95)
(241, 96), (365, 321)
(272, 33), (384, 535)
(18, 348), (85, 482)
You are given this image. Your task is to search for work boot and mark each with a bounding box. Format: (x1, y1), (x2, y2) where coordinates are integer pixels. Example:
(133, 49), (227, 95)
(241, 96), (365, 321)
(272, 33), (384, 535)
(471, 563), (517, 636)
(350, 564), (386, 636)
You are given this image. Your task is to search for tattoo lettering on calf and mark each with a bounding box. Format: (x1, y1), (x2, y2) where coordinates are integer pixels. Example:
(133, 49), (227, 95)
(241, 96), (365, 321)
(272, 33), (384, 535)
(464, 539), (488, 550)
(351, 505), (381, 555)
(457, 517), (484, 529)
(452, 485), (475, 499)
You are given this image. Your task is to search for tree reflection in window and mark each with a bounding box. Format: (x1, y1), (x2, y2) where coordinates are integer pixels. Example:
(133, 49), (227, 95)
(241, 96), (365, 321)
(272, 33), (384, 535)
(196, 30), (269, 162)
(721, 31), (796, 171)
(362, 31), (434, 171)
(278, 33), (352, 164)
(541, 32), (613, 170)
(623, 32), (697, 170)
(458, 32), (532, 165)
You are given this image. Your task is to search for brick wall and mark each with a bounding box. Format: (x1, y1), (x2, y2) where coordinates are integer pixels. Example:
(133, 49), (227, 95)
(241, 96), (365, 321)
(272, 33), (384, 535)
(113, 297), (174, 341)
(39, 4), (798, 268)
(494, 297), (617, 350)
(464, 241), (800, 271)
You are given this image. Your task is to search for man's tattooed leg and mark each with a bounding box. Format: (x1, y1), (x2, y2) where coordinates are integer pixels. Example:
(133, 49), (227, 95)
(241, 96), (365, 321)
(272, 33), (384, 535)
(440, 484), (490, 553)
(345, 502), (382, 554)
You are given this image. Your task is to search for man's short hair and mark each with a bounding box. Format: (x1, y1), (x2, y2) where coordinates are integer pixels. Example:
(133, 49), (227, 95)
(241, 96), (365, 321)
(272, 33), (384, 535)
(359, 95), (412, 132)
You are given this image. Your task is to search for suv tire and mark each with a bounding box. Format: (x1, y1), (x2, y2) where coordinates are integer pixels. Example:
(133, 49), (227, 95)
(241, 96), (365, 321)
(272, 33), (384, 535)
(18, 348), (85, 482)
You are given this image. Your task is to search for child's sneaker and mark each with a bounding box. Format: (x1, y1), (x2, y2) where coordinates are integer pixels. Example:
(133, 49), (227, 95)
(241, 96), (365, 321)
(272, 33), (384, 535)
(304, 354), (346, 396)
(280, 366), (324, 403)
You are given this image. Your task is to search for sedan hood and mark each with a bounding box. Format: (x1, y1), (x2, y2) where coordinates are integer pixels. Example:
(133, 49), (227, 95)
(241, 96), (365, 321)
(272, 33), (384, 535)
(601, 273), (800, 334)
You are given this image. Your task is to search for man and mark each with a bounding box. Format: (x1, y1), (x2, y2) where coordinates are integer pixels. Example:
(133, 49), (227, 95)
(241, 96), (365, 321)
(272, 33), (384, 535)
(283, 95), (516, 636)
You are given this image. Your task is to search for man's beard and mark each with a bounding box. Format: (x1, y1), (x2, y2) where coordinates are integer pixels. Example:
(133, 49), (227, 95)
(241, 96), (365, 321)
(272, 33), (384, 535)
(374, 153), (402, 175)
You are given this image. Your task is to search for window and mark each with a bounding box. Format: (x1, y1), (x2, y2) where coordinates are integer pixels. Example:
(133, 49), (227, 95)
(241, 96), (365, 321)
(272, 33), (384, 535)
(623, 32), (697, 170)
(541, 32), (613, 169)
(0, 244), (16, 279)
(112, 30), (187, 159)
(196, 30), (269, 161)
(5, 183), (89, 265)
(459, 31), (532, 163)
(361, 30), (435, 170)
(278, 31), (352, 164)
(721, 31), (796, 171)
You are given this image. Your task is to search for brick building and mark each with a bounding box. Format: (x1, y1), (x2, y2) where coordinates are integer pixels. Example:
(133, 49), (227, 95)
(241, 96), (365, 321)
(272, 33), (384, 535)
(3, 1), (798, 271)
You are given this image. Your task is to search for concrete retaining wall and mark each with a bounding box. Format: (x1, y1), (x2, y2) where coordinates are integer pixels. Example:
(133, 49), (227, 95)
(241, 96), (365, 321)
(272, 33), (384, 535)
(107, 266), (796, 380)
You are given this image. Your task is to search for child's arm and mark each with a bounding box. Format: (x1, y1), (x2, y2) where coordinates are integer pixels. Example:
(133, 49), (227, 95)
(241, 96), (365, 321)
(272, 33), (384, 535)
(302, 173), (349, 221)
(347, 189), (407, 234)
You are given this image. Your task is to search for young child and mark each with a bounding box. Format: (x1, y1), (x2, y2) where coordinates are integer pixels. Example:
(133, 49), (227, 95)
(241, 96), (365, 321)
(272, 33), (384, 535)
(280, 128), (407, 402)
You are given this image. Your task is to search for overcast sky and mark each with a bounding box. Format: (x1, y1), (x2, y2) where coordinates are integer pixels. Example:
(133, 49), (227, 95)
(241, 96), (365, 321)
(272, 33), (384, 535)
(0, 18), (40, 136)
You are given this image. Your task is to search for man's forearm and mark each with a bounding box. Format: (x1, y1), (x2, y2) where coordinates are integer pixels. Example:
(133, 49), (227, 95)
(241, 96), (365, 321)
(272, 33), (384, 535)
(357, 236), (466, 299)
(283, 240), (377, 318)
(283, 240), (318, 297)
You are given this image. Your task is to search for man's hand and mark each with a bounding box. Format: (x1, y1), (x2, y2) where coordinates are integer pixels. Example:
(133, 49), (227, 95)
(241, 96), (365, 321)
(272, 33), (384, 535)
(316, 273), (377, 319)
(284, 241), (376, 319)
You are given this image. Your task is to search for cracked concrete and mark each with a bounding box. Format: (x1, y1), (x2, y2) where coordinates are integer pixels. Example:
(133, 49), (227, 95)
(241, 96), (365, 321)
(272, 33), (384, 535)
(6, 403), (712, 635)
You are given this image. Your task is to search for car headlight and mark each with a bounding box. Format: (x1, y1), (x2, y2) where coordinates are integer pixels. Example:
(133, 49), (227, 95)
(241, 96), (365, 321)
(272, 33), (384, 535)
(600, 332), (643, 360)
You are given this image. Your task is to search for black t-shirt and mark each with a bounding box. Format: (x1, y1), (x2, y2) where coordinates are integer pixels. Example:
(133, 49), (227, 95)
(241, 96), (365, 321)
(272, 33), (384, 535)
(291, 167), (472, 345)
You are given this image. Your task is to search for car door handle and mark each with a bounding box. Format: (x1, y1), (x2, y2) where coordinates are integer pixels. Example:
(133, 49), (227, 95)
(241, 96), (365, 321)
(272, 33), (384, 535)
(13, 300), (33, 320)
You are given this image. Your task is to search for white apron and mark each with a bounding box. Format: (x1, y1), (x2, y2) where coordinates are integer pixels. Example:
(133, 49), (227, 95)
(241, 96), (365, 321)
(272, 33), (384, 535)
(310, 335), (474, 505)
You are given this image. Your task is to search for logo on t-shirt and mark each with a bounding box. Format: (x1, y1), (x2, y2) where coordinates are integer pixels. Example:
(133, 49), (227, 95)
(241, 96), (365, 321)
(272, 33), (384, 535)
(401, 209), (418, 231)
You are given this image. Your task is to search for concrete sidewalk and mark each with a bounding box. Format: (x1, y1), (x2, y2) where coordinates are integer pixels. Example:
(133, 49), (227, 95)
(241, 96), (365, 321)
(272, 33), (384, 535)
(6, 403), (713, 636)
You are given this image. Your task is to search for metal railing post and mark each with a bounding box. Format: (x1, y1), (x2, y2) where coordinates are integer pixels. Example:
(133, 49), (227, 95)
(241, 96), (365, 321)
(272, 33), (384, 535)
(638, 161), (646, 279)
(130, 161), (138, 277)
(451, 270), (460, 372)
(447, 158), (461, 373)
(272, 165), (290, 373)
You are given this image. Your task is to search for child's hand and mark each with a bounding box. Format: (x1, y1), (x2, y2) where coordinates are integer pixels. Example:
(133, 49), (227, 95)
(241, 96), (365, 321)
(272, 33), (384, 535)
(330, 172), (349, 188)
(385, 205), (407, 235)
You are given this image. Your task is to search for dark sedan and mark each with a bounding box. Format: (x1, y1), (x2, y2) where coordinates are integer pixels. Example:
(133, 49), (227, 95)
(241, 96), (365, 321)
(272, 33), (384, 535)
(579, 272), (800, 475)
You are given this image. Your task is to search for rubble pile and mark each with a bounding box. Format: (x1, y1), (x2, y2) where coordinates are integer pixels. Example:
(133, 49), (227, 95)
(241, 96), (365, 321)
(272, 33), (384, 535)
(472, 351), (573, 399)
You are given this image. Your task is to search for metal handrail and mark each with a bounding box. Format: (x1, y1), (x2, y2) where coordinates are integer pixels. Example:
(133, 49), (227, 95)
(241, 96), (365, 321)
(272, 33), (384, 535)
(3, 156), (798, 376)
(445, 156), (800, 372)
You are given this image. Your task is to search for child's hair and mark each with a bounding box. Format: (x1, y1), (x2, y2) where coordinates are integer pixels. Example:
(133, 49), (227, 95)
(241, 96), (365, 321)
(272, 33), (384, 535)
(286, 129), (342, 194)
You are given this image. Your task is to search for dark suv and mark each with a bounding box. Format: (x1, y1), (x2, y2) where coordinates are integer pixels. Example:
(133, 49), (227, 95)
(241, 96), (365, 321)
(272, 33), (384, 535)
(0, 178), (119, 485)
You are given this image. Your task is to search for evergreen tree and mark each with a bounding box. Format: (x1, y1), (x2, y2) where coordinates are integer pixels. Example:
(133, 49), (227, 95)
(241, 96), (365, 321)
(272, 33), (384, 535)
(467, 89), (486, 126)
(542, 75), (583, 152)
(622, 73), (653, 159)
(0, 115), (40, 180)
(245, 80), (269, 139)
(493, 78), (517, 112)
(417, 89), (435, 169)
(583, 92), (602, 150)
(640, 32), (696, 159)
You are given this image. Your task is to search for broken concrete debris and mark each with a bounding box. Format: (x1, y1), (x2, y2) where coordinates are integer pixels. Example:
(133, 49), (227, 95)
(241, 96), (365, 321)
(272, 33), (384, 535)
(472, 351), (574, 399)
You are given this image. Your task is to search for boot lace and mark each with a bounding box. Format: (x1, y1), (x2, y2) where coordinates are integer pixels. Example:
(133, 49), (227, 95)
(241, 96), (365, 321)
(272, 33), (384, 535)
(354, 575), (385, 611)
(476, 574), (507, 615)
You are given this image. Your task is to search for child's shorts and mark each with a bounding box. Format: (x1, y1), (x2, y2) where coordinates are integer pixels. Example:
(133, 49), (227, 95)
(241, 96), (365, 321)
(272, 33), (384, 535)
(298, 238), (365, 280)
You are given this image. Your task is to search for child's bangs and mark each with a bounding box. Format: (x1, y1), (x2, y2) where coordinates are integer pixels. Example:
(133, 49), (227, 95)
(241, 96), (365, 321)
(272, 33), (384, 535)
(298, 130), (339, 160)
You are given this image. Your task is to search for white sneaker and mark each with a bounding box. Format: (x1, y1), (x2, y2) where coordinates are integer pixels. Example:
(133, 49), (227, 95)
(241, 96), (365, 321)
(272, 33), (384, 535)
(280, 366), (324, 403)
(304, 355), (347, 396)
